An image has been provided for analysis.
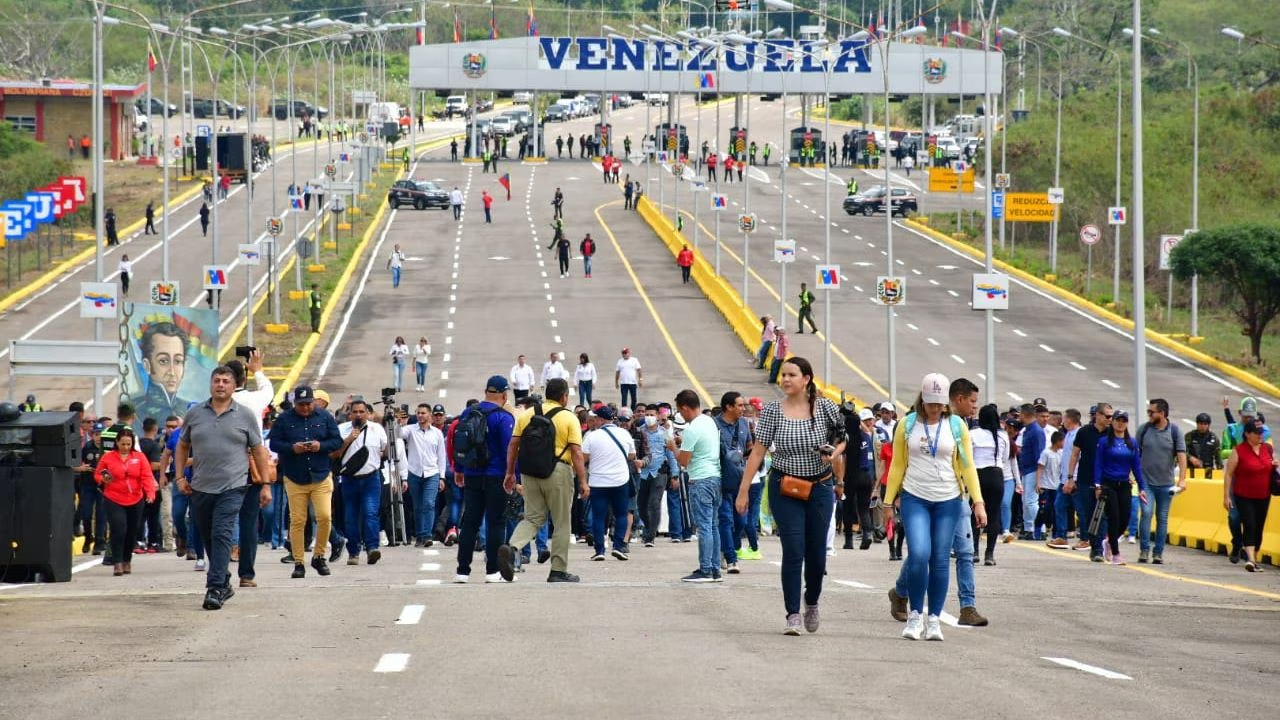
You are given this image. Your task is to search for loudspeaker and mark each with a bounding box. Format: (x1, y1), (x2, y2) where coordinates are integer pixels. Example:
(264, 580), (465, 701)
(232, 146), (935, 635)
(0, 466), (74, 582)
(0, 411), (79, 467)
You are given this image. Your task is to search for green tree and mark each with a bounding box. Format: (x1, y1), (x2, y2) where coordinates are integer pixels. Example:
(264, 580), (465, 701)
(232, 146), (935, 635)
(0, 123), (73, 203)
(1169, 223), (1280, 363)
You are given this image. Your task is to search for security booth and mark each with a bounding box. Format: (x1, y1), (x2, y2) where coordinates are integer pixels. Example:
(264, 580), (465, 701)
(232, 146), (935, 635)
(728, 126), (748, 161)
(654, 123), (688, 158)
(594, 122), (612, 155)
(790, 126), (822, 165)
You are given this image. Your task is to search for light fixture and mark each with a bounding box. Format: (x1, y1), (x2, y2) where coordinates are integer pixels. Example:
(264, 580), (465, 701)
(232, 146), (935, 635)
(763, 0), (796, 10)
(1221, 27), (1245, 41)
(602, 24), (618, 35)
(845, 30), (870, 42)
(999, 27), (1019, 37)
(767, 27), (785, 38)
(1052, 27), (1073, 38)
(900, 24), (927, 39)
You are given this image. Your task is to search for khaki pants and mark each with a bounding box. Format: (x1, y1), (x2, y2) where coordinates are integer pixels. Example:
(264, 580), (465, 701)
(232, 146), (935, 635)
(509, 463), (574, 573)
(286, 476), (333, 563)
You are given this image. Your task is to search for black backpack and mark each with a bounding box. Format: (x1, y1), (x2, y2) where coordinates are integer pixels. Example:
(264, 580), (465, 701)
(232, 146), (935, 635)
(518, 405), (568, 479)
(453, 406), (497, 470)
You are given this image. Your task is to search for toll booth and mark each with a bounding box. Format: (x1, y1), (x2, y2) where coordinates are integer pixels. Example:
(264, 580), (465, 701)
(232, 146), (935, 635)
(728, 126), (748, 161)
(594, 122), (613, 155)
(789, 126), (822, 165)
(654, 123), (688, 158)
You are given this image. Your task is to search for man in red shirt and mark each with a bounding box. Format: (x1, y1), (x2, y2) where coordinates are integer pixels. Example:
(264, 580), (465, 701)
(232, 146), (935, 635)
(705, 152), (717, 182)
(677, 245), (694, 284)
(482, 190), (493, 224)
(580, 233), (596, 278)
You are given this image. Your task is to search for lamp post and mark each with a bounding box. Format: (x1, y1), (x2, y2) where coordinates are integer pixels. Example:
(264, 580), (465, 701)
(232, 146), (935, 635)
(1131, 0), (1148, 416)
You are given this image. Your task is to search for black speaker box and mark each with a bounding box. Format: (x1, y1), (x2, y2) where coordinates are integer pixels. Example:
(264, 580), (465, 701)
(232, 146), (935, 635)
(0, 411), (79, 468)
(0, 466), (74, 582)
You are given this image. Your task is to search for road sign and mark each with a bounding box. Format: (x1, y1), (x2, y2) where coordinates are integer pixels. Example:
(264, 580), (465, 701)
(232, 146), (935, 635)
(1108, 206), (1127, 225)
(266, 217), (283, 236)
(79, 282), (118, 319)
(1158, 234), (1183, 271)
(1004, 193), (1059, 222)
(238, 243), (261, 266)
(816, 265), (840, 289)
(711, 193), (728, 211)
(203, 265), (228, 290)
(149, 281), (179, 306)
(994, 173), (1010, 189)
(991, 189), (1004, 220)
(196, 124), (211, 137)
(1047, 187), (1065, 204)
(774, 239), (795, 263)
(972, 273), (1010, 310)
(1080, 224), (1101, 246)
(738, 213), (757, 233)
(927, 167), (976, 193)
(953, 160), (968, 173)
(876, 276), (905, 305)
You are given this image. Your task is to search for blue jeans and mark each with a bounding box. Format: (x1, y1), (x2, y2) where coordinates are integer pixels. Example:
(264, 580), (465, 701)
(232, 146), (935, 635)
(1139, 486), (1175, 555)
(446, 473), (463, 529)
(718, 490), (741, 563)
(768, 357), (783, 384)
(392, 359), (405, 391)
(415, 361), (428, 388)
(583, 255), (593, 275)
(589, 484), (631, 554)
(191, 487), (248, 590)
(342, 473), (382, 554)
(896, 499), (975, 608)
(265, 482), (284, 548)
(409, 472), (441, 541)
(1053, 484), (1074, 540)
(899, 492), (963, 617)
(577, 380), (593, 405)
(767, 473), (836, 615)
(1020, 471), (1040, 534)
(1128, 491), (1147, 536)
(237, 482), (262, 580)
(754, 339), (773, 368)
(688, 477), (720, 573)
(78, 481), (106, 543)
(1001, 477), (1015, 534)
(738, 482), (764, 551)
(391, 266), (402, 288)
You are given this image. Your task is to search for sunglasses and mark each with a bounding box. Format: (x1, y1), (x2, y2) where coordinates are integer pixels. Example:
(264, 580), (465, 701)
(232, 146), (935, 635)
(1101, 414), (1114, 419)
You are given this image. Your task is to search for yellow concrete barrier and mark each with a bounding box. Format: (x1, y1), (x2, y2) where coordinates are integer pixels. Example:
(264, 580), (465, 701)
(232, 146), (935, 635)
(307, 264), (326, 273)
(287, 290), (307, 300)
(322, 241), (337, 250)
(1165, 472), (1279, 566)
(263, 323), (290, 335)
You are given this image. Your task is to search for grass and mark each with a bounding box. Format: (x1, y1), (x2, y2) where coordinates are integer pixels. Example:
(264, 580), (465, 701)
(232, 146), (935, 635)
(1, 161), (199, 298)
(918, 213), (1280, 385)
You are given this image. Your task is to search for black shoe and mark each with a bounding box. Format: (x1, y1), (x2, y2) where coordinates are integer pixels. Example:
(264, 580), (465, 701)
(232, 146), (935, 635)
(413, 538), (425, 548)
(1090, 553), (1104, 563)
(547, 570), (580, 583)
(219, 585), (235, 604)
(311, 556), (331, 576)
(1230, 546), (1241, 564)
(983, 552), (996, 567)
(280, 554), (296, 564)
(329, 544), (343, 563)
(537, 549), (551, 564)
(367, 549), (382, 565)
(842, 538), (854, 550)
(425, 538), (434, 548)
(202, 589), (224, 610)
(497, 544), (516, 582)
(860, 535), (873, 551)
(291, 563), (306, 579)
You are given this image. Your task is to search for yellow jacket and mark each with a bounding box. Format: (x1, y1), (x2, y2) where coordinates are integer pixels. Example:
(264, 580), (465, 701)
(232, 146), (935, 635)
(883, 413), (984, 506)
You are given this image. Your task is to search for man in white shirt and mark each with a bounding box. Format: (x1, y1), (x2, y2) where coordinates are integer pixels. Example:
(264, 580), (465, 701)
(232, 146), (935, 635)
(387, 243), (406, 289)
(227, 351), (274, 587)
(449, 186), (464, 221)
(614, 347), (643, 409)
(580, 406), (637, 561)
(400, 403), (447, 547)
(540, 351), (567, 389)
(336, 400), (390, 565)
(509, 354), (536, 400)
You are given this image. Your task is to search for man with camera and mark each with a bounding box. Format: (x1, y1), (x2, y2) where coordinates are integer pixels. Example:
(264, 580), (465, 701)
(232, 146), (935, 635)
(268, 386), (343, 579)
(335, 400), (390, 565)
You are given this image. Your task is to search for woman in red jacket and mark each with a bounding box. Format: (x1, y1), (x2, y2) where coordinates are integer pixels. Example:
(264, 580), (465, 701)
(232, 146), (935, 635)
(95, 427), (157, 576)
(677, 245), (694, 285)
(1223, 421), (1279, 572)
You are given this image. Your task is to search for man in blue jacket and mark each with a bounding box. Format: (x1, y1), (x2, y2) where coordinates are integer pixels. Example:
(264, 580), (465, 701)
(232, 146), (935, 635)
(454, 375), (516, 583)
(268, 386), (343, 579)
(1016, 404), (1047, 540)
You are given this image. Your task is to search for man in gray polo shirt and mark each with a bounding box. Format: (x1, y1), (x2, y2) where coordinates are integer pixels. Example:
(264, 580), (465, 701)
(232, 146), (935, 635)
(1135, 398), (1188, 565)
(175, 365), (272, 611)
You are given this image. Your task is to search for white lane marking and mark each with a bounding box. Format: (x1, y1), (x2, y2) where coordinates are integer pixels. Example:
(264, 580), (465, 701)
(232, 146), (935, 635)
(446, 322), (454, 330)
(1041, 657), (1132, 680)
(1039, 344), (1056, 353)
(769, 560), (782, 567)
(927, 338), (940, 347)
(938, 611), (971, 629)
(992, 316), (1003, 323)
(440, 371), (449, 381)
(445, 336), (453, 344)
(852, 285), (863, 293)
(549, 306), (556, 314)
(419, 563), (441, 572)
(911, 268), (922, 275)
(840, 274), (849, 282)
(395, 605), (425, 625)
(438, 390), (448, 399)
(550, 320), (558, 328)
(373, 653), (411, 673)
(1007, 392), (1024, 402)
(1070, 361), (1087, 371)
(554, 335), (562, 344)
(0, 557), (102, 591)
(951, 354), (966, 365)
(929, 279), (940, 286)
(416, 578), (443, 586)
(977, 373), (987, 380)
(811, 254), (821, 261)
(316, 206), (399, 379)
(896, 259), (905, 266)
(1013, 329), (1028, 337)
(947, 290), (959, 297)
(442, 353), (451, 363)
(1102, 379), (1120, 389)
(421, 549), (440, 556)
(834, 579), (873, 589)
(907, 323), (919, 331)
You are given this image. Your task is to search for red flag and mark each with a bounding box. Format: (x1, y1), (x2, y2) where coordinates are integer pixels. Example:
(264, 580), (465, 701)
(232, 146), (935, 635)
(453, 9), (462, 43)
(416, 26), (425, 45)
(489, 4), (498, 40)
(147, 43), (157, 73)
(498, 173), (511, 200)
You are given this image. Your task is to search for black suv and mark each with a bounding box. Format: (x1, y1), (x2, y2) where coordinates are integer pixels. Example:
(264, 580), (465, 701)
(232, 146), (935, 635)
(187, 98), (216, 118)
(136, 97), (179, 117)
(387, 180), (449, 210)
(272, 99), (328, 120)
(843, 185), (919, 217)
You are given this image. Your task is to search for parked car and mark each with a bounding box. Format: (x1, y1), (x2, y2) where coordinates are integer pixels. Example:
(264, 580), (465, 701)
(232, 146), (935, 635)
(272, 99), (327, 120)
(215, 99), (246, 119)
(473, 97), (494, 113)
(502, 109), (532, 132)
(387, 180), (449, 210)
(842, 186), (919, 217)
(136, 97), (179, 117)
(186, 98), (216, 118)
(543, 105), (569, 123)
(489, 116), (516, 136)
(444, 95), (470, 118)
(643, 92), (670, 106)
(513, 91), (535, 104)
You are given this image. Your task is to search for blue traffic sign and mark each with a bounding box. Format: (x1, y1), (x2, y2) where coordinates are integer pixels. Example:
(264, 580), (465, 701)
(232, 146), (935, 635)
(991, 189), (1004, 220)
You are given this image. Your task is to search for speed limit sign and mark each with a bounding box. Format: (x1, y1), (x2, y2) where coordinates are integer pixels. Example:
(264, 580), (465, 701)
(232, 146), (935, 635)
(1079, 224), (1101, 246)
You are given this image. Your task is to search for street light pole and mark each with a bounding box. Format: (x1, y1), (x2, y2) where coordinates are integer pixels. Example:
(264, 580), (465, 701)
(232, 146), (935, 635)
(92, 0), (109, 413)
(1131, 0), (1148, 416)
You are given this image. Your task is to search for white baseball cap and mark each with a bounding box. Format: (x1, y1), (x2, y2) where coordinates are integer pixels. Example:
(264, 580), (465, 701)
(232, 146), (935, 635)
(921, 373), (950, 405)
(858, 408), (875, 422)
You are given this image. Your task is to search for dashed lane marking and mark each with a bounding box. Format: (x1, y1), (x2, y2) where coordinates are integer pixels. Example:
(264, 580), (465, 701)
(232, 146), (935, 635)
(395, 605), (425, 625)
(1041, 657), (1131, 680)
(1013, 329), (1028, 337)
(1070, 361), (1087, 371)
(834, 579), (873, 589)
(1103, 379), (1120, 389)
(1007, 392), (1024, 402)
(947, 290), (959, 297)
(951, 354), (966, 364)
(416, 579), (443, 586)
(373, 653), (411, 673)
(1039, 344), (1056, 353)
(419, 563), (442, 572)
(927, 338), (940, 347)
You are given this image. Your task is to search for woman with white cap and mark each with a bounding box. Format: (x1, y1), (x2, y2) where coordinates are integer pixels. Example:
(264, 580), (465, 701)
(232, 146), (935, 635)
(883, 373), (985, 641)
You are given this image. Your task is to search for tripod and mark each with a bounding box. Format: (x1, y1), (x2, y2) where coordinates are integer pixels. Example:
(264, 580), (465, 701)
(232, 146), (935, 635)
(379, 401), (409, 547)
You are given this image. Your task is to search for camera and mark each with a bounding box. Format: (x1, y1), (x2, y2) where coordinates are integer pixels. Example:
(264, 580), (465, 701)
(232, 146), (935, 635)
(235, 345), (257, 359)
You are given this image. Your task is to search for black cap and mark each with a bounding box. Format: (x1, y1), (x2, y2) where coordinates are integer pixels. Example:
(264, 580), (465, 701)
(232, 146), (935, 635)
(1113, 410), (1130, 421)
(1195, 412), (1211, 424)
(432, 404), (446, 415)
(293, 386), (315, 402)
(1033, 397), (1048, 407)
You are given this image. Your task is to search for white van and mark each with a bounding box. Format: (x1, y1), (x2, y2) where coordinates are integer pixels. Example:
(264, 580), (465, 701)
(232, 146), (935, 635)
(444, 95), (468, 118)
(368, 102), (402, 125)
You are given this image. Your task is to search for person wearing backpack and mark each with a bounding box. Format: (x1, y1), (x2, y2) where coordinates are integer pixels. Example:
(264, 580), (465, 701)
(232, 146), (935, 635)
(715, 392), (752, 575)
(451, 376), (515, 584)
(1135, 398), (1187, 565)
(500, 378), (586, 583)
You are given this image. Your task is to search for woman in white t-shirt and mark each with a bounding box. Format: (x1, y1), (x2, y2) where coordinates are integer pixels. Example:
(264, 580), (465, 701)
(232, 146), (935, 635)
(413, 337), (431, 393)
(388, 336), (410, 392)
(118, 254), (133, 297)
(575, 353), (597, 405)
(884, 373), (986, 642)
(581, 407), (636, 561)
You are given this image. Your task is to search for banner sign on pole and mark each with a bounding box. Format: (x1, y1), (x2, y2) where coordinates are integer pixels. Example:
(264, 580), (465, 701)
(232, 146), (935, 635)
(773, 239), (795, 263)
(79, 282), (118, 318)
(971, 273), (1010, 310)
(816, 264), (841, 289)
(149, 281), (180, 306)
(876, 276), (905, 305)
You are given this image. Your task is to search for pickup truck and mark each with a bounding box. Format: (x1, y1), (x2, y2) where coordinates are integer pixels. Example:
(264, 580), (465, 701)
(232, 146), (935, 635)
(644, 93), (670, 106)
(387, 180), (449, 210)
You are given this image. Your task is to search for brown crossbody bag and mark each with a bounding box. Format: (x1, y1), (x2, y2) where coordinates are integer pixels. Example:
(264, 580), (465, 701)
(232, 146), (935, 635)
(779, 469), (833, 501)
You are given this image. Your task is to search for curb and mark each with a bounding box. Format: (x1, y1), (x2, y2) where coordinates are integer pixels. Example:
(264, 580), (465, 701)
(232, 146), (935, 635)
(901, 218), (1280, 400)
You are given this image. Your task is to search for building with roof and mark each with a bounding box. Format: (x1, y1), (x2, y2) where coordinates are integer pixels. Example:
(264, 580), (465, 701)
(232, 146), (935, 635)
(0, 80), (147, 161)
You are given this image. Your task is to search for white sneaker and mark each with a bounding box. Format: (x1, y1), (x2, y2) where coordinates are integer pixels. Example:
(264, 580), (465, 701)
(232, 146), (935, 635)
(1126, 535), (1136, 545)
(485, 572), (513, 583)
(453, 574), (469, 583)
(925, 615), (944, 641)
(194, 559), (206, 571)
(902, 611), (924, 640)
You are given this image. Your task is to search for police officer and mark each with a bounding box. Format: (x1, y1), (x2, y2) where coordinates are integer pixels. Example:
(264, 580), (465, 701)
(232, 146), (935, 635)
(309, 284), (322, 334)
(19, 394), (42, 412)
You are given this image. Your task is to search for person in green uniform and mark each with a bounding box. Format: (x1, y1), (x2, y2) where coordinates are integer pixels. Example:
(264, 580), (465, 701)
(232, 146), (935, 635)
(797, 282), (818, 334)
(309, 284), (322, 333)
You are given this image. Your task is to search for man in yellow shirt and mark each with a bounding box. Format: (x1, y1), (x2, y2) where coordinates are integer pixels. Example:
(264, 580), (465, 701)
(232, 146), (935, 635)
(500, 378), (586, 582)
